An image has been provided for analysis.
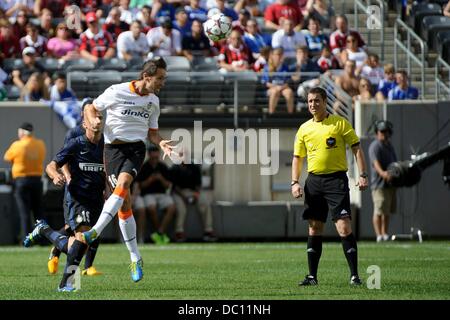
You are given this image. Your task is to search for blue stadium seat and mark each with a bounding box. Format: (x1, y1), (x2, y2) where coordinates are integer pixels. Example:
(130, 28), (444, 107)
(2, 59), (24, 73)
(223, 72), (258, 108)
(192, 57), (219, 71)
(120, 71), (140, 83)
(159, 72), (191, 107)
(63, 59), (96, 71)
(164, 56), (191, 72)
(36, 57), (61, 73)
(436, 30), (450, 54)
(127, 57), (145, 71)
(5, 85), (21, 100)
(409, 2), (442, 33)
(97, 58), (128, 71)
(421, 16), (450, 52)
(437, 31), (450, 61)
(67, 71), (89, 97)
(191, 73), (224, 107)
(86, 71), (122, 97)
(429, 0), (449, 7)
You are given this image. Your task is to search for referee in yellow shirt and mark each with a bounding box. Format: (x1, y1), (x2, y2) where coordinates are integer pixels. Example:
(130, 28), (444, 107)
(291, 87), (368, 286)
(4, 122), (46, 240)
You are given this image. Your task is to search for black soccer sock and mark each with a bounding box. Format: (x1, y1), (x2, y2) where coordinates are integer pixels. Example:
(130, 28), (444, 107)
(41, 226), (69, 254)
(59, 240), (88, 289)
(307, 235), (323, 278)
(341, 233), (358, 277)
(84, 238), (100, 269)
(51, 227), (71, 258)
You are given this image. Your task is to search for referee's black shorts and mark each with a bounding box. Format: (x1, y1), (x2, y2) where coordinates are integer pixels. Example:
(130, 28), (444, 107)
(302, 171), (352, 223)
(104, 141), (146, 196)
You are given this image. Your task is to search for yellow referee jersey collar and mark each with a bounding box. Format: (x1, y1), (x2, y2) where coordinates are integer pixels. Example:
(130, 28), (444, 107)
(313, 113), (330, 122)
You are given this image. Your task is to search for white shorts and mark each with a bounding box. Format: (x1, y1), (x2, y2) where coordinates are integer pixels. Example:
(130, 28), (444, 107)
(134, 194), (174, 210)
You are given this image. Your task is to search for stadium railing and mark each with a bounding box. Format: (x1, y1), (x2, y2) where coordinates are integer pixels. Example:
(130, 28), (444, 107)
(435, 56), (450, 100)
(354, 0), (385, 61)
(318, 72), (353, 124)
(394, 17), (427, 98)
(67, 70), (323, 122)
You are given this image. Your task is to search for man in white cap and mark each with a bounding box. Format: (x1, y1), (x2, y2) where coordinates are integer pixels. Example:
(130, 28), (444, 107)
(11, 46), (50, 89)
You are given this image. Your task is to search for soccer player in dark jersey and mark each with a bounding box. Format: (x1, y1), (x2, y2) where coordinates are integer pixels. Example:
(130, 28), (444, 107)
(23, 107), (105, 292)
(47, 98), (102, 276)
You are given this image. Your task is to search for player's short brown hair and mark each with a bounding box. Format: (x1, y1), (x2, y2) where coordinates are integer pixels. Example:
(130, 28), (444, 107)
(140, 57), (167, 79)
(308, 87), (327, 101)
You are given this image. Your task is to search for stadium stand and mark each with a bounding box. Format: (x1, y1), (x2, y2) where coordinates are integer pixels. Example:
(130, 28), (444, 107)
(421, 16), (450, 50)
(408, 2), (443, 33)
(97, 58), (129, 71)
(63, 58), (96, 72)
(436, 30), (450, 61)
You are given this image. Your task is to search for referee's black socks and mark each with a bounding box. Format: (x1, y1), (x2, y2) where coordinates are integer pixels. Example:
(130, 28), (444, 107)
(307, 235), (322, 278)
(341, 233), (358, 277)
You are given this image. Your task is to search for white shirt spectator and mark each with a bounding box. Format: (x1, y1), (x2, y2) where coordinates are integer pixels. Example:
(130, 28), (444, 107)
(361, 65), (384, 86)
(345, 48), (368, 68)
(120, 7), (135, 25)
(117, 31), (150, 59)
(1, 0), (34, 21)
(271, 29), (307, 58)
(147, 27), (182, 57)
(20, 34), (47, 51)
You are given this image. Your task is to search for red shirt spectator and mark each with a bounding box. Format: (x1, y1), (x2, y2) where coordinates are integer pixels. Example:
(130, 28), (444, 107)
(70, 0), (100, 14)
(264, 0), (303, 30)
(20, 23), (48, 57)
(329, 15), (365, 56)
(35, 0), (69, 18)
(12, 10), (29, 39)
(0, 20), (21, 60)
(219, 30), (254, 72)
(80, 12), (116, 61)
(102, 7), (130, 41)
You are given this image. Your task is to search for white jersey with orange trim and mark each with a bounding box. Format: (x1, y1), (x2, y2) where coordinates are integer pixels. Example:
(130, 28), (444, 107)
(93, 81), (160, 144)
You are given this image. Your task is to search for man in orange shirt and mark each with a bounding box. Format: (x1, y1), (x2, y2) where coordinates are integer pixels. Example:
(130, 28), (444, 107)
(4, 122), (46, 239)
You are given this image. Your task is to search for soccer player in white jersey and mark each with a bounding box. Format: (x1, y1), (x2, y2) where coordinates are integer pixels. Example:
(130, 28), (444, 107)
(81, 57), (175, 282)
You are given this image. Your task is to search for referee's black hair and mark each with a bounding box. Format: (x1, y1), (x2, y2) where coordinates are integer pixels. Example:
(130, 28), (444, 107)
(140, 57), (167, 79)
(308, 87), (327, 101)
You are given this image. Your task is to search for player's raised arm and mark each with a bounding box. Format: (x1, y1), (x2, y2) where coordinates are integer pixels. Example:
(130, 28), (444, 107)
(83, 104), (102, 133)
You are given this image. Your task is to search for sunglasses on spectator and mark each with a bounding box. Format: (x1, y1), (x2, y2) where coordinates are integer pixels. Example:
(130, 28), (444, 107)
(347, 39), (356, 43)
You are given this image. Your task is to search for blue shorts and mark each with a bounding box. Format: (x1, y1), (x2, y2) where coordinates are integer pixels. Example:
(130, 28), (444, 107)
(63, 189), (103, 232)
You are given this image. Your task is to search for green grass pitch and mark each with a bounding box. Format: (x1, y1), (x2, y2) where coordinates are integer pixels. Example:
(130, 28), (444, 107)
(0, 242), (449, 300)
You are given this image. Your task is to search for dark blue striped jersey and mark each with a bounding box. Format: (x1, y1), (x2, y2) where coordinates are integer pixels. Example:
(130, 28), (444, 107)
(54, 134), (105, 201)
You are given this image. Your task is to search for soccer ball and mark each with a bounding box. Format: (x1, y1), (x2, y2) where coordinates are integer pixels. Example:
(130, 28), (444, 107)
(204, 13), (232, 42)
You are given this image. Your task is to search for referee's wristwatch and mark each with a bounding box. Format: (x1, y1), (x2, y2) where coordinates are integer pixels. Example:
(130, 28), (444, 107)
(291, 180), (299, 186)
(359, 172), (368, 179)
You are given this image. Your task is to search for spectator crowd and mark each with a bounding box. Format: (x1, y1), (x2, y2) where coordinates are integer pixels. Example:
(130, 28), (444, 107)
(0, 0), (419, 111)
